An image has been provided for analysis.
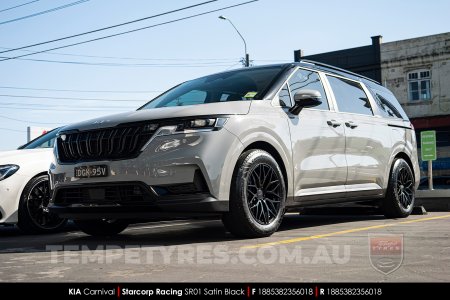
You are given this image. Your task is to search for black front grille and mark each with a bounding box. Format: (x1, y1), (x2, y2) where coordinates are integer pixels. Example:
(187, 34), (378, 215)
(55, 184), (153, 205)
(166, 183), (199, 194)
(57, 123), (156, 163)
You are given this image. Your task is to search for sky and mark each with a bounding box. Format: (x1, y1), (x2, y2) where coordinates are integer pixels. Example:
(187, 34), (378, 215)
(0, 0), (449, 150)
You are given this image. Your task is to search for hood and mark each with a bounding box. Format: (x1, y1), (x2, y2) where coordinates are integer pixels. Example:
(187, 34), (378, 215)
(0, 148), (53, 165)
(61, 101), (251, 132)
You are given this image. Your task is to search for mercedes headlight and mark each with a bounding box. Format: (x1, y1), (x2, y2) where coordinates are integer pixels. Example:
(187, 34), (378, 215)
(0, 164), (20, 181)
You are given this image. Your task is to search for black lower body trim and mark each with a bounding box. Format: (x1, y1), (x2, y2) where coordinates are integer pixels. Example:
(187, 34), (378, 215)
(50, 181), (228, 220)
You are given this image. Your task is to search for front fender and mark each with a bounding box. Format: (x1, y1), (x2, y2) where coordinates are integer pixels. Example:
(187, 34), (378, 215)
(222, 103), (293, 199)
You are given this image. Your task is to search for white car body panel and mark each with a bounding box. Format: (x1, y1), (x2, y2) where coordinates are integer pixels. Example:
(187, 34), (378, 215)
(0, 148), (53, 223)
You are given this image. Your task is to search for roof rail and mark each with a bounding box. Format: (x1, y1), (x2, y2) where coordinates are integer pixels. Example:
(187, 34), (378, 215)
(299, 59), (380, 84)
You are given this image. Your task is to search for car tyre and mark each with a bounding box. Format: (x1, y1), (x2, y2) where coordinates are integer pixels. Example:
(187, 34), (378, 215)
(17, 174), (67, 234)
(222, 149), (286, 238)
(382, 158), (415, 218)
(74, 219), (129, 236)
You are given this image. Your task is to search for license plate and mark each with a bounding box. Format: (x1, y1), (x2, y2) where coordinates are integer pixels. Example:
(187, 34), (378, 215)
(74, 165), (108, 178)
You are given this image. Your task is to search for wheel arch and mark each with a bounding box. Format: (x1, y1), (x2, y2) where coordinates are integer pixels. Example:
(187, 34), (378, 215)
(17, 172), (50, 218)
(394, 152), (415, 179)
(33, 171), (49, 178)
(242, 141), (289, 193)
(383, 143), (418, 190)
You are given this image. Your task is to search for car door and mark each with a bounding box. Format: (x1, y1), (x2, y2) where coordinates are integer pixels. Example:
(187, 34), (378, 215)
(282, 68), (347, 201)
(325, 75), (389, 195)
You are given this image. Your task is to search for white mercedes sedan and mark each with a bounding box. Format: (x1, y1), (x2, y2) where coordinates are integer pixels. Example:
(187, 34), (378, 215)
(0, 129), (66, 233)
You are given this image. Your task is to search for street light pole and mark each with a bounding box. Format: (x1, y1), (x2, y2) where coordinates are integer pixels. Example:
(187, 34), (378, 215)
(219, 16), (249, 67)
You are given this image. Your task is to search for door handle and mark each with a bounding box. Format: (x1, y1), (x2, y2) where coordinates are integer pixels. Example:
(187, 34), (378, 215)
(327, 119), (341, 127)
(345, 121), (358, 129)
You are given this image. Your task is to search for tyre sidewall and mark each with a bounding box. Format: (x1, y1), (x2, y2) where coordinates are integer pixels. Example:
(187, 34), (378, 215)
(386, 159), (415, 217)
(18, 174), (67, 233)
(234, 150), (286, 235)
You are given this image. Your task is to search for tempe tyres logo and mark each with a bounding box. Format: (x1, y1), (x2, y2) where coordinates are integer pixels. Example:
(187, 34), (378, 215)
(369, 234), (404, 275)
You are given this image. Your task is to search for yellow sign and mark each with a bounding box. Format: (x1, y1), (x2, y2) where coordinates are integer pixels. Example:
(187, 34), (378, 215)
(244, 91), (257, 99)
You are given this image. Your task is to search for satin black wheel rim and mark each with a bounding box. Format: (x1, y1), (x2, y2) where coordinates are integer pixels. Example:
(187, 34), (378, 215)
(396, 167), (414, 209)
(26, 178), (65, 230)
(246, 163), (282, 225)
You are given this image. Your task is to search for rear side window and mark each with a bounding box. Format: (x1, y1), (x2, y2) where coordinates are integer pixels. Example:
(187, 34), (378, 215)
(327, 76), (373, 116)
(370, 89), (407, 120)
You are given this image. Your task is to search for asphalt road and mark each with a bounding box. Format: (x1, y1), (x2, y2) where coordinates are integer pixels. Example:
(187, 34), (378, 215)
(1, 212), (449, 282)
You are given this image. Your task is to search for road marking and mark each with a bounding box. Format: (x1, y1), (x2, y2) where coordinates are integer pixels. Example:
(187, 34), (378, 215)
(242, 214), (450, 249)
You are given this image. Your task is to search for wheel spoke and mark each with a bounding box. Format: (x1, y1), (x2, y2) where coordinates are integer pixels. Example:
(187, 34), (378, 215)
(250, 172), (258, 187)
(248, 194), (258, 205)
(394, 167), (414, 209)
(265, 197), (281, 203)
(265, 200), (277, 218)
(258, 166), (264, 186)
(261, 165), (269, 187)
(249, 201), (259, 210)
(247, 184), (258, 190)
(26, 180), (65, 229)
(266, 178), (279, 189)
(246, 162), (283, 225)
(262, 202), (269, 223)
(267, 183), (280, 193)
(266, 191), (281, 199)
(248, 190), (257, 198)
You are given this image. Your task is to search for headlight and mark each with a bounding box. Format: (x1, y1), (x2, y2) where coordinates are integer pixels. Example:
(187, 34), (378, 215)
(0, 164), (20, 181)
(177, 117), (228, 132)
(141, 117), (228, 151)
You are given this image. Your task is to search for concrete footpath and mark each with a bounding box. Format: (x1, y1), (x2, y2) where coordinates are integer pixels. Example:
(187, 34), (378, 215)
(416, 190), (450, 211)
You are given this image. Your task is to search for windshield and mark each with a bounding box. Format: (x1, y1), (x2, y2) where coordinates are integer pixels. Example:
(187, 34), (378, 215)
(140, 66), (286, 109)
(19, 128), (59, 150)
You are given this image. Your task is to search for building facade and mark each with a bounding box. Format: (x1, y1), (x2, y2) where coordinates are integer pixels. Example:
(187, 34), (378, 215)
(381, 33), (450, 178)
(295, 32), (450, 180)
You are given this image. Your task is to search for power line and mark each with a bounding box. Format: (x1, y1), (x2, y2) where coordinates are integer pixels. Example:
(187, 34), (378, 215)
(0, 0), (89, 26)
(0, 94), (147, 102)
(0, 0), (259, 62)
(0, 46), (288, 62)
(0, 0), (39, 14)
(0, 106), (130, 112)
(0, 127), (26, 133)
(0, 86), (163, 93)
(0, 102), (134, 108)
(0, 46), (239, 62)
(0, 115), (63, 125)
(0, 0), (217, 54)
(1, 56), (237, 67)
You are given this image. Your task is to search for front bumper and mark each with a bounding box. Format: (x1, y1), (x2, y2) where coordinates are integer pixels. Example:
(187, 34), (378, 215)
(49, 182), (228, 220)
(49, 128), (242, 219)
(0, 174), (28, 224)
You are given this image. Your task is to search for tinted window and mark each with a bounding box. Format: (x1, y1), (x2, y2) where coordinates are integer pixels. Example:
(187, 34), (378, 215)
(288, 69), (329, 110)
(369, 88), (408, 120)
(327, 76), (373, 116)
(21, 129), (58, 149)
(163, 90), (207, 107)
(278, 84), (291, 107)
(141, 66), (285, 109)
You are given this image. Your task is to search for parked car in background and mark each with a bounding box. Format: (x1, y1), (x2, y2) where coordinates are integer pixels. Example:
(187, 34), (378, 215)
(49, 61), (420, 238)
(0, 128), (66, 233)
(418, 176), (450, 190)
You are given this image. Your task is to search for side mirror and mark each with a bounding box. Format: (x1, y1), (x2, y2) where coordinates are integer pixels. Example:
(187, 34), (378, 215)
(289, 89), (322, 115)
